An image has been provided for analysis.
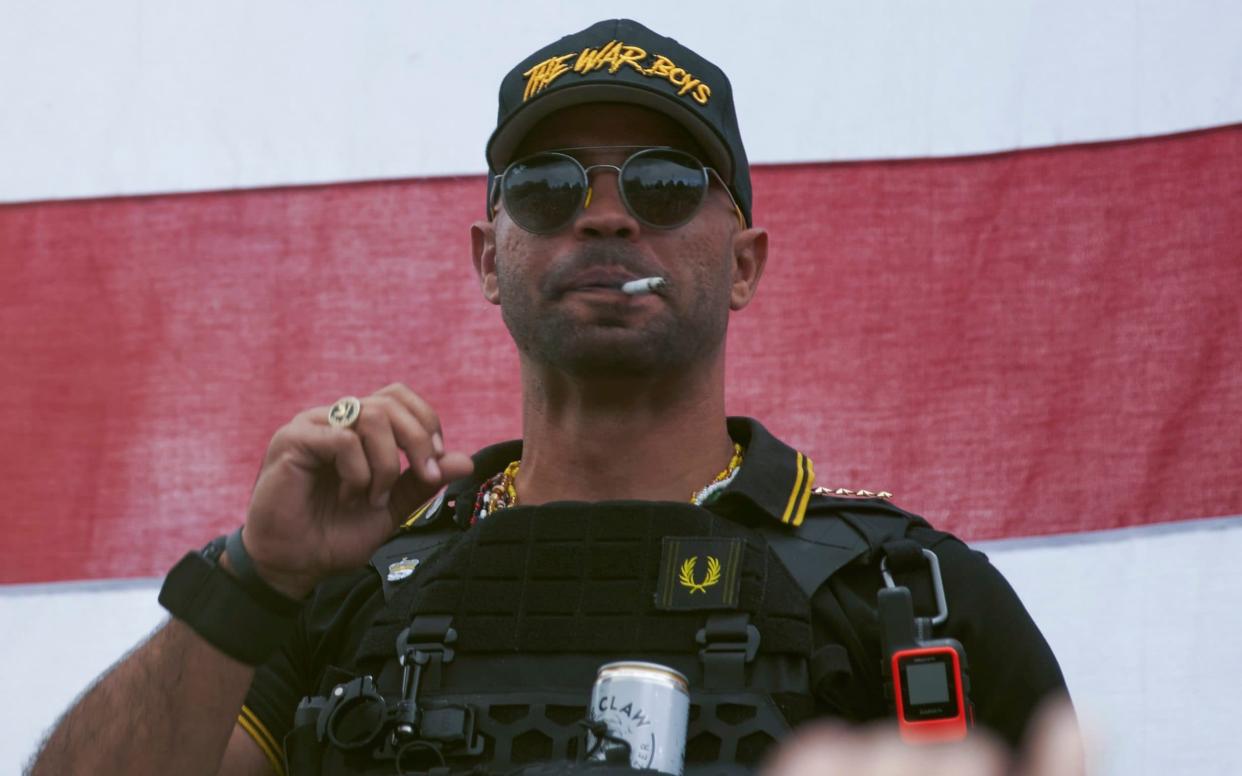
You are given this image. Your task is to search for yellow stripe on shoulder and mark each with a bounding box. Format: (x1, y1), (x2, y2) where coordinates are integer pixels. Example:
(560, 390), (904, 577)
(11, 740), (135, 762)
(400, 499), (435, 529)
(238, 705), (286, 776)
(240, 704), (282, 754)
(780, 451), (806, 524)
(790, 456), (816, 527)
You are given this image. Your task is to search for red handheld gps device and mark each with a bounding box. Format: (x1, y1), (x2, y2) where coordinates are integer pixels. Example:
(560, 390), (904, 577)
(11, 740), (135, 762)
(878, 548), (973, 743)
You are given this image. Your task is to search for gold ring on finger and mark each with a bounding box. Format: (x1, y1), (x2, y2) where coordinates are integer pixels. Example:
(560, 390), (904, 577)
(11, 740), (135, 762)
(327, 396), (362, 429)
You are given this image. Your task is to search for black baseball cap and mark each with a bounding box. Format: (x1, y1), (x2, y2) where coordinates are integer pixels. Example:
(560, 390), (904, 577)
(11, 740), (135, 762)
(486, 18), (753, 226)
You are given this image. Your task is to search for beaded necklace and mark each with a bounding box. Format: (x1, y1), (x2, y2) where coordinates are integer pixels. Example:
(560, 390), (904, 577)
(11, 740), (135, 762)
(471, 443), (745, 524)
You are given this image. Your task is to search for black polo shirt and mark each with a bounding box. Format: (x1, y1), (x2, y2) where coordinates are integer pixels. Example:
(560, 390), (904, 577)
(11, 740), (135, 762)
(239, 418), (1066, 772)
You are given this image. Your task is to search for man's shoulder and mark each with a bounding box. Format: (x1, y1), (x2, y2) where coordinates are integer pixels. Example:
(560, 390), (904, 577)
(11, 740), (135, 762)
(765, 480), (991, 592)
(299, 496), (462, 625)
(798, 487), (935, 542)
(293, 516), (464, 669)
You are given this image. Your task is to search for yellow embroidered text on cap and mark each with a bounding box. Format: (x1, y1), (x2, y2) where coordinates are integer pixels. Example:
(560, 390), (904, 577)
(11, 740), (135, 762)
(522, 40), (712, 105)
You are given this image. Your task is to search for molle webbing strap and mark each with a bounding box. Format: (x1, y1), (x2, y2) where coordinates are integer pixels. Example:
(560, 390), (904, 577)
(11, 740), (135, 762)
(881, 538), (940, 617)
(355, 501), (813, 665)
(881, 538), (925, 571)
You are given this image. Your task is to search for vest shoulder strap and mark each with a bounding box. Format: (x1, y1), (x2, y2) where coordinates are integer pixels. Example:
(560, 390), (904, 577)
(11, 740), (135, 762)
(758, 496), (930, 599)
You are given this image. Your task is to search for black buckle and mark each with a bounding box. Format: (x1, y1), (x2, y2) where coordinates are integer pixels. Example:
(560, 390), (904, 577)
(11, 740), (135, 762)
(392, 617), (457, 741)
(696, 613), (760, 689)
(696, 612), (761, 660)
(372, 704), (483, 765)
(418, 706), (476, 746)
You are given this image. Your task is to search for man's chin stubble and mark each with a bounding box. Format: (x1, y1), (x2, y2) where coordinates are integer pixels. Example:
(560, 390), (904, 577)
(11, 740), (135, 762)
(534, 320), (729, 379)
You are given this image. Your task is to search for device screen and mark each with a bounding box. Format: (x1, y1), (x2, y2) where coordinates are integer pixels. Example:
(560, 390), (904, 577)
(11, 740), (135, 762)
(905, 661), (950, 705)
(897, 651), (959, 719)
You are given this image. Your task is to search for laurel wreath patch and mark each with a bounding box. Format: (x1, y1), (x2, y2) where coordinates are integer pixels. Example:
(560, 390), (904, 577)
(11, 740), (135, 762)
(678, 555), (722, 594)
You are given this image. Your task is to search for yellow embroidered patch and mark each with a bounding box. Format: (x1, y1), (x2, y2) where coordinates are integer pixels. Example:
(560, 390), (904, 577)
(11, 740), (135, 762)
(522, 40), (712, 105)
(677, 555), (722, 594)
(656, 537), (742, 610)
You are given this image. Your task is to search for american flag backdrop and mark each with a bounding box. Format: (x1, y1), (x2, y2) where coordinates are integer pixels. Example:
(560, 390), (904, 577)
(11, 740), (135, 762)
(2, 2), (1240, 773)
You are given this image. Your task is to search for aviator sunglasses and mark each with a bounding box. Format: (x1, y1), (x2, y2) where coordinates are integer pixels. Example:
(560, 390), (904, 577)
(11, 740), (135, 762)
(490, 146), (746, 234)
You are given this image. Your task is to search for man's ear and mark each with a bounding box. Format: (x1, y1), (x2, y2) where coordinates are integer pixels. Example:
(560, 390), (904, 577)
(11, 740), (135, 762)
(470, 220), (501, 305)
(729, 227), (768, 310)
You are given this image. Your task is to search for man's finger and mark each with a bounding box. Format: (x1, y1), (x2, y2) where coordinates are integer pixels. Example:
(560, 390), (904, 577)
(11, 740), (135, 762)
(279, 422), (370, 503)
(352, 397), (406, 507)
(376, 383), (444, 446)
(436, 451), (474, 482)
(384, 398), (442, 483)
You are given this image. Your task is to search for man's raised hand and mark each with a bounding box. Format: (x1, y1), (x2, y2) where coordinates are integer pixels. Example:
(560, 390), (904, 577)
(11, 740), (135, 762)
(238, 383), (474, 598)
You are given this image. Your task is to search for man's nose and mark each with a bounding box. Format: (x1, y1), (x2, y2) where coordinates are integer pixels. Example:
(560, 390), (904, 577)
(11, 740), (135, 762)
(572, 170), (641, 240)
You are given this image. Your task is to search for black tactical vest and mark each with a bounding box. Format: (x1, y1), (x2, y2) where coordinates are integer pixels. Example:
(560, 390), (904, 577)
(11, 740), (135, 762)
(285, 500), (924, 775)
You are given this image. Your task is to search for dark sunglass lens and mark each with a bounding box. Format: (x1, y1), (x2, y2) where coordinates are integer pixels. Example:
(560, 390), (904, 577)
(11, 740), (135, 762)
(621, 151), (708, 228)
(501, 155), (584, 233)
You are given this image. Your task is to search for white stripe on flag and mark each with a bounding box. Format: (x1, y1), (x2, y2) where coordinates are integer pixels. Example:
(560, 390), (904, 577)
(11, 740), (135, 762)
(979, 515), (1242, 776)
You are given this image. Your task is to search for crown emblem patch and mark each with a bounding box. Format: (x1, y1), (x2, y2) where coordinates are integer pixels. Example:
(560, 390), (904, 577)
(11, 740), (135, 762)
(386, 557), (420, 582)
(656, 537), (743, 611)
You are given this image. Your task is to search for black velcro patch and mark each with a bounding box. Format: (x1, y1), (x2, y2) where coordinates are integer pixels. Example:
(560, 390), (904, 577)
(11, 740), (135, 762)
(655, 536), (744, 611)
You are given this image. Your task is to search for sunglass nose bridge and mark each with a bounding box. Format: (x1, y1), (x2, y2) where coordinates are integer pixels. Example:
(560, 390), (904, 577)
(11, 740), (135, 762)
(579, 163), (626, 214)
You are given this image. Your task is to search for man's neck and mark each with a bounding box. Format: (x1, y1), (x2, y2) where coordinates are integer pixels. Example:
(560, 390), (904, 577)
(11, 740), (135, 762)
(513, 361), (736, 505)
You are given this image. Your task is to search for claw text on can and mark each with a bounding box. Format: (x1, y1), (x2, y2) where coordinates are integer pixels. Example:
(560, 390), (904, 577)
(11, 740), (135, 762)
(587, 661), (689, 775)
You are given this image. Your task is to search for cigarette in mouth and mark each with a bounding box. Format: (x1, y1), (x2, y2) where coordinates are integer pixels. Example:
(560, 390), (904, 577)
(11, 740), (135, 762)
(621, 276), (667, 295)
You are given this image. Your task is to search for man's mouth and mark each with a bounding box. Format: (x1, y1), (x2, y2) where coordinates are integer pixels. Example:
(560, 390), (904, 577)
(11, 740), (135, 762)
(558, 269), (645, 296)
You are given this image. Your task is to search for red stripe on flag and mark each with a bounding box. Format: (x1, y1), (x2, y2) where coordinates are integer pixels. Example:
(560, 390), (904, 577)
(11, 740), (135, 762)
(2, 126), (1239, 584)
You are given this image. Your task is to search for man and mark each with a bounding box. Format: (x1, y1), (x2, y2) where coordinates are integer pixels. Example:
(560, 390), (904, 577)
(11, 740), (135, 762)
(30, 19), (1066, 776)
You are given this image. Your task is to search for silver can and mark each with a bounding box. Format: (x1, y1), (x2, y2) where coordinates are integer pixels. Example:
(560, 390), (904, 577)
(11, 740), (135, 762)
(587, 661), (689, 775)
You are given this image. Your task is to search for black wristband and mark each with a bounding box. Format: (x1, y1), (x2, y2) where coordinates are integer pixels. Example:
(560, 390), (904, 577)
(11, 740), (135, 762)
(158, 537), (304, 666)
(225, 526), (304, 611)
